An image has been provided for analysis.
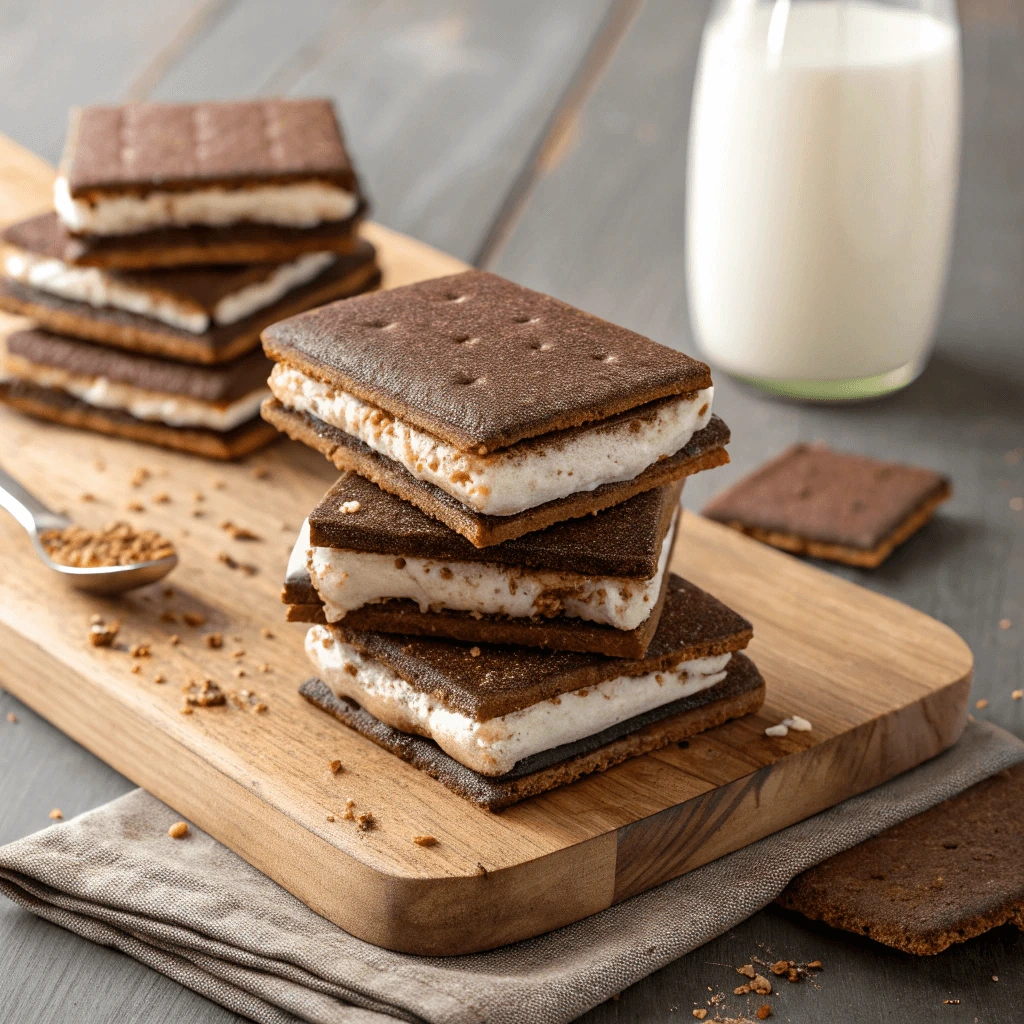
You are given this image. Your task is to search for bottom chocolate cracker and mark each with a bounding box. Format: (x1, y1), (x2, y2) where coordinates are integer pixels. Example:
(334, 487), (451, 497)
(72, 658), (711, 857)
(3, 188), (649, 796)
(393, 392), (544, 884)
(0, 379), (278, 460)
(300, 653), (764, 811)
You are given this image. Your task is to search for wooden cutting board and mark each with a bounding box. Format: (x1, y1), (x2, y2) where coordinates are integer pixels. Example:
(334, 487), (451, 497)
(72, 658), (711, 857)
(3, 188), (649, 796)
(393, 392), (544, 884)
(0, 135), (972, 955)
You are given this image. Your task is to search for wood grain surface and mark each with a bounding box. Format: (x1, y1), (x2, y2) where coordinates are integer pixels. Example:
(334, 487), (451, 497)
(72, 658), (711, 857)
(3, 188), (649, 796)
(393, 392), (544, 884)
(1, 0), (1022, 1018)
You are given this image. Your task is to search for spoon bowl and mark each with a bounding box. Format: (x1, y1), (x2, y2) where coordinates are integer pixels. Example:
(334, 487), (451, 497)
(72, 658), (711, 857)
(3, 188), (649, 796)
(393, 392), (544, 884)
(1, 466), (178, 596)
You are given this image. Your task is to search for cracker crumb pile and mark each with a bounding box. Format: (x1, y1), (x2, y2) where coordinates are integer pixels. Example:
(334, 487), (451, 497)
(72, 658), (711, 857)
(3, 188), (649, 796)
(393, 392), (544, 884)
(41, 522), (175, 567)
(182, 678), (226, 708)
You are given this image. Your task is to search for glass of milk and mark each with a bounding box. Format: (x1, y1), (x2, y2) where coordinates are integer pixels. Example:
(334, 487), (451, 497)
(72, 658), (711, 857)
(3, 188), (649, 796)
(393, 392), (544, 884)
(686, 0), (962, 400)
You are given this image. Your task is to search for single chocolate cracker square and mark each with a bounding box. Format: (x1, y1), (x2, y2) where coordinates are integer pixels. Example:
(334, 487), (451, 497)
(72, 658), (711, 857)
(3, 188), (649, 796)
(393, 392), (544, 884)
(61, 98), (358, 197)
(777, 762), (1024, 954)
(703, 444), (951, 567)
(261, 269), (712, 452)
(300, 653), (765, 811)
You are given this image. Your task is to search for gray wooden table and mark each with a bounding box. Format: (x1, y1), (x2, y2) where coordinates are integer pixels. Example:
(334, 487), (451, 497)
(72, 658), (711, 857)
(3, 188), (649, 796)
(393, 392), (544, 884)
(1, 1), (1022, 1020)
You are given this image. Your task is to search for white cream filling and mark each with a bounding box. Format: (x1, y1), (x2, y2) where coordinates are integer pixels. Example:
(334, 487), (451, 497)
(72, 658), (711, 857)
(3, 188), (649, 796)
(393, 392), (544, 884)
(307, 626), (732, 776)
(7, 358), (267, 430)
(305, 508), (676, 630)
(54, 175), (358, 235)
(269, 363), (714, 516)
(4, 250), (337, 333)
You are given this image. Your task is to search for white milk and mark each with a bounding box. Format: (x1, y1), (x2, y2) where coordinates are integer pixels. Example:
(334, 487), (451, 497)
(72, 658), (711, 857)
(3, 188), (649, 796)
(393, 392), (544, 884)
(686, 1), (961, 384)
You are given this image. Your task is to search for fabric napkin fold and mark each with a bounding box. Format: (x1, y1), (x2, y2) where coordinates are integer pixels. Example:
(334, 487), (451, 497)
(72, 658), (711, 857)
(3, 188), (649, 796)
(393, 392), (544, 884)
(2, 719), (1022, 1024)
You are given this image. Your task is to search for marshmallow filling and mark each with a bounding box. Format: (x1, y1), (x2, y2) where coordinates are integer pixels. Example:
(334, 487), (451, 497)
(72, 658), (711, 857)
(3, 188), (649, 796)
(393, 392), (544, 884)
(268, 362), (714, 516)
(302, 509), (676, 630)
(1, 354), (268, 431)
(3, 250), (337, 334)
(306, 625), (732, 776)
(54, 176), (359, 235)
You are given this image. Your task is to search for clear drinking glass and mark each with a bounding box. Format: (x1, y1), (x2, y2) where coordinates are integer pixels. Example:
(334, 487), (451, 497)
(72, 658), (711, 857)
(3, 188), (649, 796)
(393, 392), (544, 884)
(685, 0), (962, 400)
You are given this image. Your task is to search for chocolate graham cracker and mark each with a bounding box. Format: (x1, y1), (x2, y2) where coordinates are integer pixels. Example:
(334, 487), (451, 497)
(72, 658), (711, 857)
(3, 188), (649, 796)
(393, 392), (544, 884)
(3, 209), (366, 271)
(0, 379), (277, 460)
(6, 329), (272, 403)
(263, 399), (729, 546)
(283, 475), (684, 656)
(0, 241), (380, 364)
(321, 573), (753, 721)
(703, 444), (951, 568)
(262, 270), (712, 452)
(301, 654), (764, 811)
(61, 98), (359, 200)
(777, 762), (1024, 954)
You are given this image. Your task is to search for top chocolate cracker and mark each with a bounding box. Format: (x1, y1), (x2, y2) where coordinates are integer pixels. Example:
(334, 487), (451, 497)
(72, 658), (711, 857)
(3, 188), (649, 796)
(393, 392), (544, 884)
(310, 472), (682, 578)
(262, 271), (711, 451)
(61, 98), (357, 195)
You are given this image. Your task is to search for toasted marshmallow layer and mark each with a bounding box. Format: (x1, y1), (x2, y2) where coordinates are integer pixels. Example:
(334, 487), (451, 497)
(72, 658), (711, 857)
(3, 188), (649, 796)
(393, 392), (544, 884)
(54, 176), (358, 235)
(269, 363), (714, 516)
(304, 508), (676, 630)
(4, 250), (338, 334)
(306, 625), (732, 775)
(3, 355), (267, 431)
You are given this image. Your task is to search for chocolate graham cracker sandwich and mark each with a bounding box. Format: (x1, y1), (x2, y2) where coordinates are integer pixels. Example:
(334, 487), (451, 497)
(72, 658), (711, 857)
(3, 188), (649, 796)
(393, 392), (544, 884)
(262, 270), (730, 546)
(299, 573), (762, 810)
(0, 328), (277, 458)
(703, 444), (951, 568)
(0, 233), (380, 364)
(53, 98), (366, 261)
(282, 473), (684, 657)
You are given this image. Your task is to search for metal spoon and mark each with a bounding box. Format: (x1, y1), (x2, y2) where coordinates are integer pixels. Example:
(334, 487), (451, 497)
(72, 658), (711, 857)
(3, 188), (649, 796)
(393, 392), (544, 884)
(0, 466), (177, 595)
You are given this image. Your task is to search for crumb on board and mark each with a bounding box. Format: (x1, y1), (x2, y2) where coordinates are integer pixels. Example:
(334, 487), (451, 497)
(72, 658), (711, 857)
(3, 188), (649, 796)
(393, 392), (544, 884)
(43, 522), (174, 567)
(153, 674), (165, 684)
(205, 633), (223, 649)
(328, 760), (343, 774)
(258, 663), (271, 673)
(169, 634), (181, 646)
(220, 520), (261, 541)
(691, 1010), (707, 1020)
(89, 618), (120, 647)
(153, 492), (170, 504)
(192, 491), (205, 503)
(251, 466), (269, 479)
(160, 611), (177, 623)
(126, 501), (145, 512)
(260, 627), (274, 639)
(182, 613), (206, 628)
(412, 835), (437, 847)
(756, 1005), (772, 1020)
(167, 821), (189, 839)
(356, 812), (375, 831)
(130, 664), (141, 675)
(230, 649), (244, 659)
(326, 814), (335, 822)
(49, 808), (63, 820)
(182, 678), (225, 708)
(129, 643), (151, 658)
(130, 467), (150, 488)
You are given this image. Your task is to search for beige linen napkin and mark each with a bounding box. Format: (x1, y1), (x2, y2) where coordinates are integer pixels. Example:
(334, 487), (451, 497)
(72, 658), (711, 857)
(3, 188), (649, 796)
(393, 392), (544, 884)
(1, 720), (1022, 1024)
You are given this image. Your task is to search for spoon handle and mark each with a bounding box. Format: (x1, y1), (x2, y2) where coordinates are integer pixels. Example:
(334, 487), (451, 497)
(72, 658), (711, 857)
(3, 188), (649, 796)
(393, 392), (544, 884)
(0, 467), (70, 536)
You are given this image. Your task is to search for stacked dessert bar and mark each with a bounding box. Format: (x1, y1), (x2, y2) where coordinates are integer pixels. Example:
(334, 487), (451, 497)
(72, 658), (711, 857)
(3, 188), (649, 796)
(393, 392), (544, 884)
(262, 270), (765, 810)
(0, 98), (379, 459)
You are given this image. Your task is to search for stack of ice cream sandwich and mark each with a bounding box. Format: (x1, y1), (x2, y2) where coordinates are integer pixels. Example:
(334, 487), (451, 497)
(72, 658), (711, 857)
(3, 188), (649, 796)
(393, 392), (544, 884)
(264, 270), (765, 810)
(0, 98), (380, 459)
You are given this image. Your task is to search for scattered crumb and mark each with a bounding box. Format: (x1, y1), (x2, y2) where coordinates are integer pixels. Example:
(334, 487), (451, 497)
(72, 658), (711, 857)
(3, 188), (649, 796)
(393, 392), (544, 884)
(93, 459), (105, 471)
(220, 520), (261, 541)
(737, 965), (756, 979)
(764, 724), (789, 738)
(182, 613), (206, 628)
(153, 492), (170, 504)
(328, 759), (343, 774)
(153, 674), (165, 684)
(770, 961), (789, 976)
(232, 667), (245, 678)
(129, 643), (151, 658)
(212, 479), (225, 490)
(1000, 619), (1012, 630)
(260, 627), (274, 639)
(807, 961), (822, 969)
(182, 678), (225, 708)
(160, 611), (177, 623)
(49, 808), (63, 820)
(167, 821), (189, 839)
(130, 467), (150, 488)
(356, 811), (375, 831)
(1013, 690), (1023, 701)
(257, 663), (271, 673)
(89, 618), (120, 647)
(217, 551), (258, 575)
(169, 634), (181, 646)
(126, 500), (145, 512)
(230, 649), (245, 659)
(782, 715), (812, 732)
(326, 814), (335, 822)
(470, 646), (481, 657)
(191, 508), (206, 518)
(180, 705), (193, 715)
(192, 491), (205, 503)
(976, 699), (989, 709)
(413, 835), (437, 847)
(992, 976), (999, 983)
(6, 712), (16, 723)
(340, 500), (361, 514)
(251, 466), (269, 479)
(692, 1010), (707, 1020)
(80, 492), (95, 502)
(944, 999), (961, 1005)
(205, 633), (223, 649)
(226, 688), (267, 713)
(756, 1005), (772, 1020)
(130, 664), (141, 674)
(43, 522), (174, 567)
